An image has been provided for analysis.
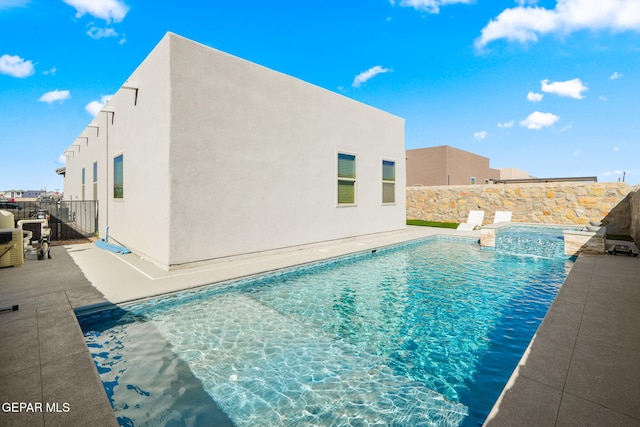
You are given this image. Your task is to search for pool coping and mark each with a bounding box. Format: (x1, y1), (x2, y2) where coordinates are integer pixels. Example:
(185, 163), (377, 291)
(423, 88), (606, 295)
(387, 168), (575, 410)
(2, 225), (639, 426)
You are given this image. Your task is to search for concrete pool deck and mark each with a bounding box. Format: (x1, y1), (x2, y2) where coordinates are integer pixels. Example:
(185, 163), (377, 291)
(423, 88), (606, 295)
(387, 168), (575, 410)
(1, 225), (639, 426)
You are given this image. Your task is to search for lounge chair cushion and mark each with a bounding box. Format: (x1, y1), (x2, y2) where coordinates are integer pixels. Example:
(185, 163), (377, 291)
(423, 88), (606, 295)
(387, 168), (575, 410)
(457, 210), (484, 230)
(494, 211), (512, 223)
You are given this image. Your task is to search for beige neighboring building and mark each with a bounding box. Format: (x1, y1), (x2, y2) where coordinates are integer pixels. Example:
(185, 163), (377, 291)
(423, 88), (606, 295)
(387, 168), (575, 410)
(61, 32), (406, 270)
(498, 168), (533, 180)
(406, 145), (500, 186)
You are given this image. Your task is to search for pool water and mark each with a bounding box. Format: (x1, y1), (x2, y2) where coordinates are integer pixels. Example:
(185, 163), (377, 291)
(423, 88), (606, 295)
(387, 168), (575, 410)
(79, 236), (574, 426)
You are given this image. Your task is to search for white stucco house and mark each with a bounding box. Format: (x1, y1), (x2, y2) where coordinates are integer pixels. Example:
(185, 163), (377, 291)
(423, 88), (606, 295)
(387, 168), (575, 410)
(62, 32), (406, 270)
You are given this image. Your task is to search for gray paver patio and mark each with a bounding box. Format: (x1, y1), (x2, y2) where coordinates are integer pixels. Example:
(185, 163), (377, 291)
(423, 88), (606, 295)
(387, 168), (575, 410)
(0, 245), (118, 427)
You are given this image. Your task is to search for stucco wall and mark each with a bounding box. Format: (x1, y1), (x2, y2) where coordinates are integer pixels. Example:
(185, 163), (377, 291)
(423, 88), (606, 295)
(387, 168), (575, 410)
(167, 33), (406, 266)
(63, 32), (406, 269)
(61, 35), (184, 268)
(106, 37), (173, 267)
(64, 36), (173, 267)
(407, 182), (636, 236)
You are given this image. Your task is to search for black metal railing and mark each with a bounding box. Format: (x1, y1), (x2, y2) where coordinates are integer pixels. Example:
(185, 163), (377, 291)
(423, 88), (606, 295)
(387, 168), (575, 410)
(0, 200), (98, 241)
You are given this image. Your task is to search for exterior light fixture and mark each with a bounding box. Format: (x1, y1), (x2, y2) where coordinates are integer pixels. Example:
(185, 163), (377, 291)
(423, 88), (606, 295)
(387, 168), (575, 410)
(121, 80), (139, 105)
(101, 104), (115, 124)
(87, 122), (100, 137)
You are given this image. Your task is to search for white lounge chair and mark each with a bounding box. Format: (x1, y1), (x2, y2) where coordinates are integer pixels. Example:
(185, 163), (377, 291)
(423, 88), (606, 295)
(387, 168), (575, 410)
(493, 211), (512, 223)
(457, 210), (485, 230)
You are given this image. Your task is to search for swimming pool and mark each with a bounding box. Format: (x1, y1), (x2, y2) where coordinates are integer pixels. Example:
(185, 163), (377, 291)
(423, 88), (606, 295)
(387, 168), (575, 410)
(79, 235), (574, 426)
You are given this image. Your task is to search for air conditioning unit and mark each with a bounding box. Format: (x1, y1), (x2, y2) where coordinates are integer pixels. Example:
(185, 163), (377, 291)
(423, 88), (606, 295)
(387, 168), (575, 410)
(0, 209), (14, 229)
(0, 228), (24, 267)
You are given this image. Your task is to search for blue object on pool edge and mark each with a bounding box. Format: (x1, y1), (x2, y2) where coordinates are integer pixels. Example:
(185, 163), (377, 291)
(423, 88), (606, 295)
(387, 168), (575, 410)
(95, 239), (130, 254)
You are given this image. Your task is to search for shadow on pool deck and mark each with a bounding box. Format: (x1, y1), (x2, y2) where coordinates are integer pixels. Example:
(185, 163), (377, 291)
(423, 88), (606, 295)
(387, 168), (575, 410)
(1, 227), (639, 426)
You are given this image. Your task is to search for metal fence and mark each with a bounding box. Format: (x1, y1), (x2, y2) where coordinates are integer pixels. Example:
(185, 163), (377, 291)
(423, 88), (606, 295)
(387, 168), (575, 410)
(0, 200), (98, 241)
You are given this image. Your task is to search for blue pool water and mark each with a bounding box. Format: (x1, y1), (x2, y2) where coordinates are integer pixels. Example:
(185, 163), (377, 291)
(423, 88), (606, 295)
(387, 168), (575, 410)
(79, 236), (574, 426)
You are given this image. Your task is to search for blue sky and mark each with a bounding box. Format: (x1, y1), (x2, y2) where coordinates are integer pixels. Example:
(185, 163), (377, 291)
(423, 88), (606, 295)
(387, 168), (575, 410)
(1, 0), (639, 192)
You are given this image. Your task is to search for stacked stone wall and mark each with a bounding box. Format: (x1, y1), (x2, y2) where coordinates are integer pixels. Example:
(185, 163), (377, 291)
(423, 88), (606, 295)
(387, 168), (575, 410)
(407, 182), (638, 237)
(629, 187), (640, 244)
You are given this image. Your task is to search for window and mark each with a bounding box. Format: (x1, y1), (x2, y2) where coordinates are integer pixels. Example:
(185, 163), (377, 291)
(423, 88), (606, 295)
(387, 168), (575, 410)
(382, 160), (395, 204)
(93, 162), (98, 200)
(114, 154), (124, 199)
(337, 153), (356, 205)
(81, 167), (85, 201)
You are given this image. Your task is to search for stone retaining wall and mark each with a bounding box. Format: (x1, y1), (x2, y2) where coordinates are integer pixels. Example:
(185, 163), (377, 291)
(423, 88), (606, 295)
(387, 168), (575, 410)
(629, 187), (640, 244)
(407, 182), (638, 237)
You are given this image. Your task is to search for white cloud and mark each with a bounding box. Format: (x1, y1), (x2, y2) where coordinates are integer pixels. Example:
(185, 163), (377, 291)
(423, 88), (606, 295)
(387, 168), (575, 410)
(38, 90), (71, 104)
(352, 65), (391, 88)
(600, 95), (608, 101)
(0, 0), (29, 9)
(0, 54), (35, 78)
(390, 0), (473, 14)
(476, 0), (640, 48)
(519, 111), (559, 129)
(527, 91), (543, 101)
(43, 66), (57, 75)
(87, 26), (118, 39)
(498, 120), (514, 128)
(57, 154), (67, 165)
(541, 78), (587, 99)
(572, 149), (580, 156)
(613, 146), (620, 151)
(610, 71), (623, 80)
(475, 7), (558, 47)
(62, 0), (129, 23)
(85, 95), (113, 116)
(473, 131), (488, 140)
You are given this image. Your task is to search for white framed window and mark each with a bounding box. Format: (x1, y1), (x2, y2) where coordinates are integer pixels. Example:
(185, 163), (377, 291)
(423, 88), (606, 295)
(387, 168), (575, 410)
(382, 159), (395, 204)
(114, 154), (124, 199)
(337, 152), (356, 205)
